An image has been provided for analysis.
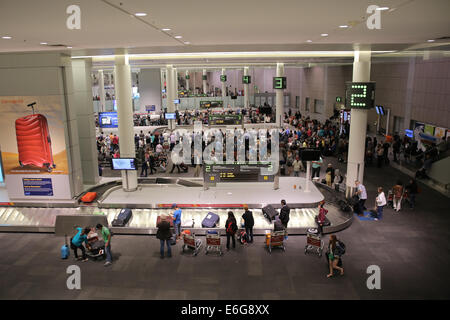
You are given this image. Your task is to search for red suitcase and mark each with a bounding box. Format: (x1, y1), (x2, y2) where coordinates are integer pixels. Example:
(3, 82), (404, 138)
(81, 192), (97, 203)
(15, 105), (55, 172)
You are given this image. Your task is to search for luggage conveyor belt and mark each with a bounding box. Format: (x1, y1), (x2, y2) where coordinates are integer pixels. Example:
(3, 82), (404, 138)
(0, 205), (352, 235)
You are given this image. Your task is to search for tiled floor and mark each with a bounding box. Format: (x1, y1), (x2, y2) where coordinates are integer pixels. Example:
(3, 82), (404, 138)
(0, 157), (449, 300)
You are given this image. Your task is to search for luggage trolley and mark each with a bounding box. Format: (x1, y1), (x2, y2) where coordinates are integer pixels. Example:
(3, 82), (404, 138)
(181, 232), (202, 256)
(304, 228), (324, 257)
(265, 230), (286, 253)
(205, 230), (223, 256)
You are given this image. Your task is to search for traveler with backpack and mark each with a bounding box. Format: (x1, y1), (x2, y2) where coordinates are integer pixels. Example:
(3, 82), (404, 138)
(225, 211), (238, 250)
(326, 234), (345, 278)
(156, 213), (172, 259)
(241, 205), (254, 243)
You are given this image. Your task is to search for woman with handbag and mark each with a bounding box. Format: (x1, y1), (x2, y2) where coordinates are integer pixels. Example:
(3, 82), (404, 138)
(326, 234), (344, 278)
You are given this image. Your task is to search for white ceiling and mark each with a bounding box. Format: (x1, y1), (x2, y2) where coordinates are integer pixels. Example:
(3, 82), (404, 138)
(0, 0), (449, 67)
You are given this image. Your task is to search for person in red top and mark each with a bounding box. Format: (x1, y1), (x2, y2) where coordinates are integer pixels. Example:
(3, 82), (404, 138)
(315, 201), (328, 235)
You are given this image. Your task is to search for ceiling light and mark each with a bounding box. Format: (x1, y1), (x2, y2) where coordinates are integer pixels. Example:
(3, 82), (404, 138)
(174, 36), (182, 39)
(376, 7), (389, 11)
(427, 39), (435, 42)
(321, 34), (328, 37)
(2, 36), (12, 39)
(134, 13), (147, 17)
(40, 42), (48, 45)
(66, 46), (73, 49)
(184, 42), (190, 45)
(306, 40), (312, 43)
(339, 25), (349, 28)
(161, 28), (171, 31)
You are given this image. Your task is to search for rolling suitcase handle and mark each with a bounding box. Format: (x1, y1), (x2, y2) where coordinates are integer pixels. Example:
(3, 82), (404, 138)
(27, 102), (36, 115)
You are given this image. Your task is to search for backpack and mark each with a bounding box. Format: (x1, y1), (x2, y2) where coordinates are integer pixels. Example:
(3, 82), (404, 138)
(336, 241), (346, 255)
(227, 220), (237, 234)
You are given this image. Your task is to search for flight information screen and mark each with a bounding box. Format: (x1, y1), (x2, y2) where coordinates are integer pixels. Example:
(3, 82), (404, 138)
(203, 162), (275, 183)
(345, 82), (376, 109)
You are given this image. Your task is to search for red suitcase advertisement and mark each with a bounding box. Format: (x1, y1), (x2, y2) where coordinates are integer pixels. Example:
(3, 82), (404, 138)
(15, 103), (56, 172)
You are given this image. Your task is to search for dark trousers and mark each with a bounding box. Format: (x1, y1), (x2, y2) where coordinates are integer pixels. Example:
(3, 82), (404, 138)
(170, 164), (181, 173)
(140, 163), (148, 176)
(149, 164), (156, 174)
(312, 167), (320, 178)
(245, 227), (254, 243)
(357, 199), (366, 215)
(70, 242), (86, 260)
(377, 156), (383, 168)
(226, 233), (236, 249)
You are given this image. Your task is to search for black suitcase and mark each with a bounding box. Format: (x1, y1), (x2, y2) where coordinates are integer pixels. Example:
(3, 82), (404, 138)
(262, 205), (278, 222)
(202, 212), (220, 228)
(337, 199), (351, 212)
(112, 208), (132, 227)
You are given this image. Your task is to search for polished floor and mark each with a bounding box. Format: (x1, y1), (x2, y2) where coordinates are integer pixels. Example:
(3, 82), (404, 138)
(0, 157), (449, 300)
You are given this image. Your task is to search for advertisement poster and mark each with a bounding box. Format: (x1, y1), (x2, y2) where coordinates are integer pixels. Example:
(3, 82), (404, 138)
(99, 112), (118, 128)
(424, 124), (435, 136)
(434, 127), (447, 139)
(0, 96), (71, 200)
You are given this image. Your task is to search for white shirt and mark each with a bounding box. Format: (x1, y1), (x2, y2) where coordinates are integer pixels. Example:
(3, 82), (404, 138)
(376, 192), (387, 206)
(357, 184), (367, 200)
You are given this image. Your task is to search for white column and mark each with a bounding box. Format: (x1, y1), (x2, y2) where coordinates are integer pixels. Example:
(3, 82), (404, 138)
(244, 66), (249, 108)
(345, 50), (371, 197)
(98, 70), (106, 113)
(185, 70), (189, 91)
(305, 161), (312, 192)
(166, 65), (175, 130)
(115, 55), (138, 192)
(276, 63), (284, 127)
(203, 69), (207, 94)
(221, 68), (226, 99)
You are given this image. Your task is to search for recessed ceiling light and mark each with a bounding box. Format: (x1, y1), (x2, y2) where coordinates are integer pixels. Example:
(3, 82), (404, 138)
(2, 36), (12, 39)
(161, 28), (171, 31)
(174, 36), (182, 39)
(339, 25), (349, 28)
(40, 42), (48, 45)
(306, 40), (312, 43)
(184, 42), (190, 45)
(427, 39), (435, 42)
(321, 33), (328, 37)
(134, 13), (147, 17)
(66, 46), (72, 49)
(376, 7), (389, 11)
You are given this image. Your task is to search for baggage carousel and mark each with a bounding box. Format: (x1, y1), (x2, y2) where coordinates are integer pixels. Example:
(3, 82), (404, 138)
(0, 178), (353, 235)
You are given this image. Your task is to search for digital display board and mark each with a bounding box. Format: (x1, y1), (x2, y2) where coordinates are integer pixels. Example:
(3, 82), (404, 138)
(375, 105), (385, 115)
(99, 112), (118, 128)
(405, 129), (413, 138)
(242, 75), (251, 84)
(173, 99), (180, 104)
(273, 77), (287, 89)
(300, 149), (321, 161)
(112, 158), (137, 170)
(202, 75), (207, 81)
(200, 101), (223, 108)
(220, 75), (227, 82)
(185, 75), (190, 80)
(203, 162), (275, 183)
(165, 113), (176, 120)
(345, 82), (375, 109)
(208, 114), (242, 125)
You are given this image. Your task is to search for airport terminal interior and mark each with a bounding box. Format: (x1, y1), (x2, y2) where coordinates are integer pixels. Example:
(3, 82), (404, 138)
(0, 0), (449, 301)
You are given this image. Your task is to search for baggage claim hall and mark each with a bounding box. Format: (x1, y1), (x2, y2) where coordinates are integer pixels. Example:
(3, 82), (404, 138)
(0, 0), (449, 303)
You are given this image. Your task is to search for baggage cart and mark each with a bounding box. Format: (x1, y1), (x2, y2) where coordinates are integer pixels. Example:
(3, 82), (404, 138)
(304, 228), (324, 257)
(205, 230), (223, 256)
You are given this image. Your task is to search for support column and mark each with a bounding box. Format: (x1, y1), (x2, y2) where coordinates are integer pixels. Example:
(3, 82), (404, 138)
(403, 57), (416, 132)
(244, 67), (249, 109)
(345, 50), (371, 197)
(98, 70), (106, 113)
(166, 65), (176, 130)
(203, 69), (207, 94)
(185, 70), (190, 91)
(115, 55), (138, 192)
(276, 63), (284, 127)
(221, 68), (226, 99)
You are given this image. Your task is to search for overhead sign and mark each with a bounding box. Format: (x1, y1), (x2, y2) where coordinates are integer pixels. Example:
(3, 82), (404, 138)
(273, 77), (287, 89)
(242, 75), (251, 84)
(345, 82), (376, 109)
(145, 105), (156, 112)
(185, 75), (190, 80)
(220, 75), (227, 82)
(200, 101), (223, 108)
(99, 112), (118, 128)
(202, 75), (207, 81)
(208, 114), (242, 125)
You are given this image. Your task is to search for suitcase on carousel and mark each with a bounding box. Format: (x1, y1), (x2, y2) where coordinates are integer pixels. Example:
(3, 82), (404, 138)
(15, 104), (55, 172)
(202, 212), (220, 228)
(112, 208), (132, 227)
(81, 192), (97, 203)
(262, 204), (278, 222)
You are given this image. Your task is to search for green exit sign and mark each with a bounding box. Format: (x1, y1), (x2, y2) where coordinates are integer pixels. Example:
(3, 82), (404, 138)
(220, 75), (227, 82)
(273, 77), (287, 89)
(242, 75), (251, 84)
(336, 96), (342, 103)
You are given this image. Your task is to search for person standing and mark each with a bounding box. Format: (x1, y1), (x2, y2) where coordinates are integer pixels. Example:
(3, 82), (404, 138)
(292, 156), (303, 177)
(241, 205), (254, 243)
(225, 211), (238, 250)
(392, 180), (404, 212)
(354, 180), (367, 215)
(326, 235), (344, 278)
(316, 201), (328, 235)
(376, 144), (384, 168)
(325, 163), (335, 184)
(406, 178), (418, 209)
(172, 204), (182, 240)
(156, 213), (172, 259)
(279, 200), (290, 229)
(96, 223), (112, 266)
(375, 187), (387, 220)
(311, 156), (323, 178)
